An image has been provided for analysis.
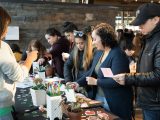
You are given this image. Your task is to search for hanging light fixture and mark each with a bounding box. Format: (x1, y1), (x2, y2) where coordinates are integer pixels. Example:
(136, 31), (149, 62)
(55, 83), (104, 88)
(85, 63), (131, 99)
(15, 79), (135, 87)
(151, 0), (154, 3)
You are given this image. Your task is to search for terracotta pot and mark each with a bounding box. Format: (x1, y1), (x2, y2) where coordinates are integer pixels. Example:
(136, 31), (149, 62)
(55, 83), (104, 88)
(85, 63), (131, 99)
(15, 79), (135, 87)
(45, 66), (55, 78)
(68, 111), (82, 120)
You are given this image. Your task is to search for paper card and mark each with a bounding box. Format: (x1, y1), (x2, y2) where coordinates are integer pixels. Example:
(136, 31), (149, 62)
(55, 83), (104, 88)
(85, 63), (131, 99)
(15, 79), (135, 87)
(32, 62), (39, 74)
(38, 71), (45, 80)
(45, 77), (64, 83)
(101, 68), (113, 77)
(64, 89), (76, 102)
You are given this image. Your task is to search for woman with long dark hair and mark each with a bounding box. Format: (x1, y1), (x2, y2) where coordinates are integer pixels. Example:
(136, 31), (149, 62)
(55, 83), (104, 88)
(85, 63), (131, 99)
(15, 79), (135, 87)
(38, 27), (70, 78)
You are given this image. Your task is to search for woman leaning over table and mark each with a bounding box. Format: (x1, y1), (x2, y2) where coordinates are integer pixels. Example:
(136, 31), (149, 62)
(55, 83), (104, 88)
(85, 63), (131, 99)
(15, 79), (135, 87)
(0, 6), (37, 120)
(38, 27), (70, 78)
(64, 28), (93, 98)
(71, 23), (133, 120)
(21, 39), (47, 74)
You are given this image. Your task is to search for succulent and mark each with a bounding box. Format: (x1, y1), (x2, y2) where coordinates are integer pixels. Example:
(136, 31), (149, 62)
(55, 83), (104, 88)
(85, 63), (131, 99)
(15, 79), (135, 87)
(67, 102), (82, 113)
(32, 78), (46, 90)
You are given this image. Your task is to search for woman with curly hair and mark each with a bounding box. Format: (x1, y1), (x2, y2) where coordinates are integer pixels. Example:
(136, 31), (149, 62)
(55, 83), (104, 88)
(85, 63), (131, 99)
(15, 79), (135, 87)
(70, 23), (133, 119)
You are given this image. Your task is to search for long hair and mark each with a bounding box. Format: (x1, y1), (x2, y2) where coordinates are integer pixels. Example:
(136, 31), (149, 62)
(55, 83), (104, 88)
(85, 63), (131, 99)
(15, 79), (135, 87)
(0, 6), (11, 40)
(132, 33), (143, 58)
(73, 33), (93, 71)
(27, 39), (46, 58)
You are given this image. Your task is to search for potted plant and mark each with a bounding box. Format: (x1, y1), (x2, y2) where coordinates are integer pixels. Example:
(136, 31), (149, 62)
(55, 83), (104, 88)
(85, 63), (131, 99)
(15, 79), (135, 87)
(46, 82), (63, 120)
(30, 77), (46, 106)
(66, 102), (82, 120)
(45, 65), (55, 78)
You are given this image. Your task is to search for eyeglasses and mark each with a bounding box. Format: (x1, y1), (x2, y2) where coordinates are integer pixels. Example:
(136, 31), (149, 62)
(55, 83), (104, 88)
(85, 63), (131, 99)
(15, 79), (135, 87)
(73, 30), (84, 37)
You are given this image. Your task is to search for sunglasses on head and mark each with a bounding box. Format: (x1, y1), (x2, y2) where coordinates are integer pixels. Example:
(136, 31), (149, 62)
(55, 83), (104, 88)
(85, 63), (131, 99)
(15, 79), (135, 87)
(73, 30), (84, 37)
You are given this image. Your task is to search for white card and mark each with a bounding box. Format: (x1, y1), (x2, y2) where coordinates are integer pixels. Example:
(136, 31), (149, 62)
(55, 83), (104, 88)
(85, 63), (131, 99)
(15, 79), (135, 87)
(101, 68), (113, 77)
(32, 62), (39, 74)
(38, 71), (45, 80)
(64, 89), (76, 102)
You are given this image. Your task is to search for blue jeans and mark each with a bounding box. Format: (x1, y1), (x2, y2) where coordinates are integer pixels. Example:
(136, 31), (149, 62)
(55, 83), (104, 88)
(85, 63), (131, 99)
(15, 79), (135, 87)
(95, 95), (110, 111)
(143, 109), (160, 120)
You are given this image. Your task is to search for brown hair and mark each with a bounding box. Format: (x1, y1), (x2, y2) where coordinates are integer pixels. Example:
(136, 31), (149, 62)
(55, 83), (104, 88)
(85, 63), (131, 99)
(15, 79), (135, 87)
(27, 39), (46, 59)
(93, 23), (117, 48)
(132, 33), (142, 58)
(0, 6), (11, 40)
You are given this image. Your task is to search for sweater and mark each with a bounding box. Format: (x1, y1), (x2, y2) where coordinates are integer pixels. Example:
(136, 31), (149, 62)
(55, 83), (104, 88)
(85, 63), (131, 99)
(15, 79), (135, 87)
(0, 41), (28, 108)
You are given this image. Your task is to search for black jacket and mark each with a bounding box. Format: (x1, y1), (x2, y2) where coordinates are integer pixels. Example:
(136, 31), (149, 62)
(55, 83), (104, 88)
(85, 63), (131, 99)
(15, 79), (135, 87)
(49, 36), (70, 78)
(125, 23), (160, 110)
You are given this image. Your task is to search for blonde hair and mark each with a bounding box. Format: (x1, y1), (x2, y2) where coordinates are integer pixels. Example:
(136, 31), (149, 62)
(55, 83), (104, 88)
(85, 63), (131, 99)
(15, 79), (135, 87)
(0, 6), (11, 40)
(73, 33), (93, 71)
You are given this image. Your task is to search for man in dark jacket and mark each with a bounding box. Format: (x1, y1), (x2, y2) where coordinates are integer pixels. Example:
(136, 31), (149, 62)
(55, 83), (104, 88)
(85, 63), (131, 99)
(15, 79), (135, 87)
(113, 3), (160, 120)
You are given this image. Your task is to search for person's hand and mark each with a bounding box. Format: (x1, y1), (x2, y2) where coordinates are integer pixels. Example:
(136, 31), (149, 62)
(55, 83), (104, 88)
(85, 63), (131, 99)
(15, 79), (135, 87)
(66, 82), (79, 90)
(39, 105), (46, 112)
(129, 61), (137, 73)
(86, 77), (97, 85)
(44, 53), (52, 59)
(62, 52), (70, 61)
(19, 61), (25, 64)
(125, 49), (135, 57)
(112, 74), (125, 85)
(38, 58), (45, 65)
(27, 50), (38, 62)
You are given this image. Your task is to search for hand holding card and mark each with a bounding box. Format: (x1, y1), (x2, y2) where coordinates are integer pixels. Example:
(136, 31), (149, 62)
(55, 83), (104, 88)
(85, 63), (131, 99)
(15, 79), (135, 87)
(64, 89), (76, 102)
(101, 68), (113, 77)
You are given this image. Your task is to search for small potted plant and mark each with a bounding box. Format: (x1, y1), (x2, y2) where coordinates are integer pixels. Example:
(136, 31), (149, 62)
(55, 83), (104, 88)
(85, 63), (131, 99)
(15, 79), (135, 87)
(46, 82), (63, 120)
(66, 102), (82, 120)
(30, 77), (46, 106)
(45, 65), (55, 78)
